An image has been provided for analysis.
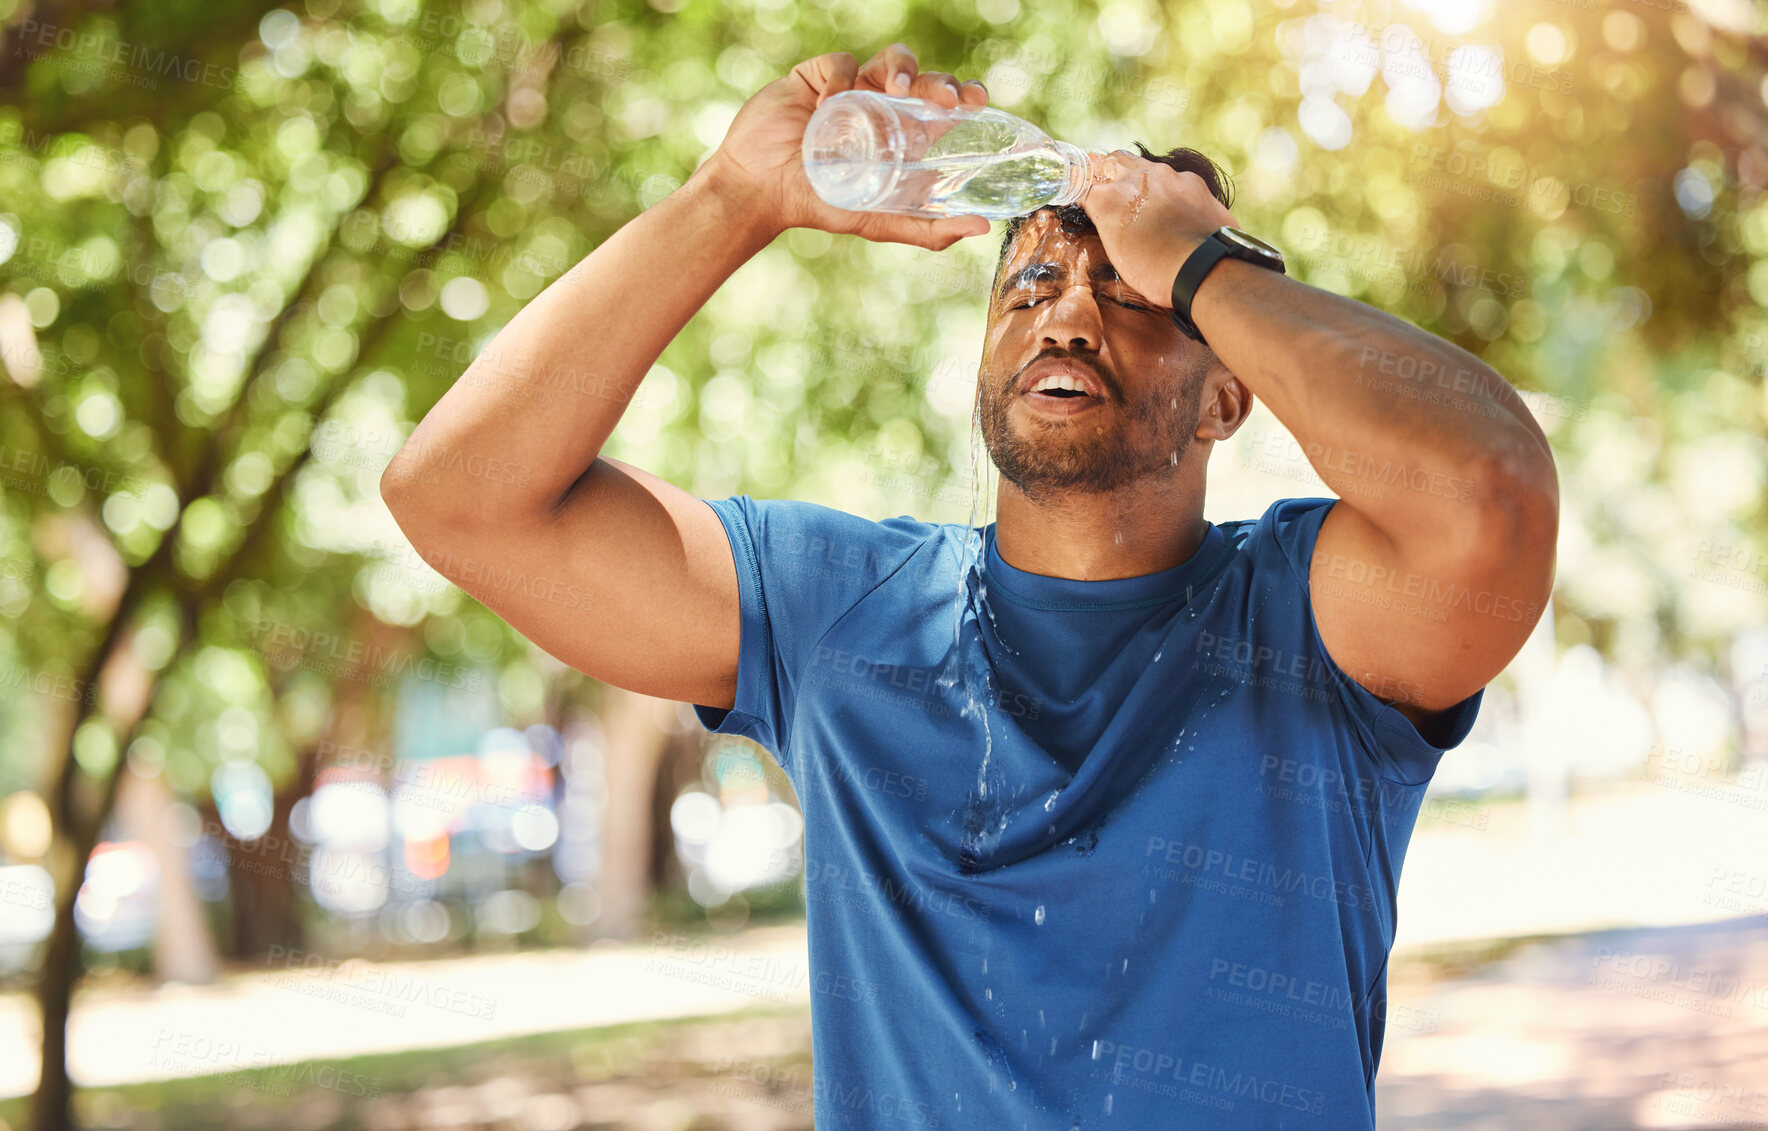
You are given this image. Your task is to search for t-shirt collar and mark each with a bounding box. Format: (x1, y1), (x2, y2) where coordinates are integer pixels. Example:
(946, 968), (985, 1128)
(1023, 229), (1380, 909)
(980, 520), (1231, 610)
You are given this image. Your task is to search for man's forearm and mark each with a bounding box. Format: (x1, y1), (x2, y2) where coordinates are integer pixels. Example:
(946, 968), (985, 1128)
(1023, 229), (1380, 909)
(1189, 256), (1556, 544)
(383, 156), (778, 530)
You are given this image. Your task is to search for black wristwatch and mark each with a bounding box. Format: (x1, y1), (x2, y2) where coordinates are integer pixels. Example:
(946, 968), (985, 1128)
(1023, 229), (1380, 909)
(1170, 227), (1286, 345)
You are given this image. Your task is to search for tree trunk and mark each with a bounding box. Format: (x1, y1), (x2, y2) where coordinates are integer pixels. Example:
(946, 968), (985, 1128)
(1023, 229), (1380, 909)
(27, 863), (82, 1131)
(30, 625), (157, 1131)
(114, 768), (219, 986)
(594, 685), (678, 938)
(650, 712), (705, 894)
(214, 788), (307, 961)
(210, 614), (389, 962)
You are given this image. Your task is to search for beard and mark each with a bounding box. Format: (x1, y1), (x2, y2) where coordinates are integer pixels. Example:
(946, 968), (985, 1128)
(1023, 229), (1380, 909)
(977, 358), (1208, 504)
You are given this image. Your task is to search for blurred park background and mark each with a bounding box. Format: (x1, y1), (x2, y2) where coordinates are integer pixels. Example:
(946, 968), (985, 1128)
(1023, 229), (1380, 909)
(0, 0), (1766, 1127)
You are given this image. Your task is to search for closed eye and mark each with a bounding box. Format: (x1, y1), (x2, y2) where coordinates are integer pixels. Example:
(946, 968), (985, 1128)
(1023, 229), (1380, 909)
(1007, 294), (1152, 311)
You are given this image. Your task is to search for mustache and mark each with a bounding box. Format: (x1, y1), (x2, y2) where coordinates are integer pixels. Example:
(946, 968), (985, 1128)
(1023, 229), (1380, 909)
(1011, 349), (1117, 398)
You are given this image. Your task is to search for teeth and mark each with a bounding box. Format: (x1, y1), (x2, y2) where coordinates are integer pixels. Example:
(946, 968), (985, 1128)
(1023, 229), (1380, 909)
(1031, 372), (1090, 395)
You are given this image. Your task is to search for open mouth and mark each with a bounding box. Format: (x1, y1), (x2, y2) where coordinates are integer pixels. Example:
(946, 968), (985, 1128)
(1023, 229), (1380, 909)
(1022, 387), (1104, 416)
(1020, 363), (1107, 415)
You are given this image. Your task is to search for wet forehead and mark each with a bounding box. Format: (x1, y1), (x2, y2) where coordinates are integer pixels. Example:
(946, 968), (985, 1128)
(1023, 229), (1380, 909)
(1001, 211), (1108, 273)
(996, 212), (1113, 303)
(997, 213), (1131, 314)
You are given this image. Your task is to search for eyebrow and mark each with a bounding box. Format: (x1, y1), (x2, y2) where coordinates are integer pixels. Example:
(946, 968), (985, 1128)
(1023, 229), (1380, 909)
(995, 259), (1124, 304)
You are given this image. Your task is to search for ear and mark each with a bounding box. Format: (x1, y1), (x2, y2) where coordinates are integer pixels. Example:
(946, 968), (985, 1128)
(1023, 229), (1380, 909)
(1195, 364), (1253, 442)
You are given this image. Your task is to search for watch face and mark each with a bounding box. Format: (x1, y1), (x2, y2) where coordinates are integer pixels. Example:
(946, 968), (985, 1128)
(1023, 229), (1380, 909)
(1219, 227), (1283, 262)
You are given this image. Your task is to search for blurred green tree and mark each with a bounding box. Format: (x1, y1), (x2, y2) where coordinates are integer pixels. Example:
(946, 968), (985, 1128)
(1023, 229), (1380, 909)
(0, 0), (1763, 1129)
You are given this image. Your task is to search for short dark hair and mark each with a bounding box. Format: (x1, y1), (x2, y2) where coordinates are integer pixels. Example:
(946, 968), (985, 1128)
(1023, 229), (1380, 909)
(991, 142), (1236, 301)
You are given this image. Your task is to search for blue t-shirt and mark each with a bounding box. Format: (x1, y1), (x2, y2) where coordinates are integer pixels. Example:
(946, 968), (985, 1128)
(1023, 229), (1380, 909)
(692, 494), (1480, 1130)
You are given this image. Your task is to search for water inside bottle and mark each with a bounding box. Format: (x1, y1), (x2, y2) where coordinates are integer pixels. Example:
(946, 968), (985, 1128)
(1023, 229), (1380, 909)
(804, 96), (1086, 220)
(808, 148), (1078, 221)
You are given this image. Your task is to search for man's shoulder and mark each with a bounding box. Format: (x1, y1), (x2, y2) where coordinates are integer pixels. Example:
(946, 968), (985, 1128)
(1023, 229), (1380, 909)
(706, 494), (948, 539)
(1219, 496), (1337, 559)
(702, 494), (954, 581)
(1202, 496), (1346, 608)
(1238, 494), (1336, 531)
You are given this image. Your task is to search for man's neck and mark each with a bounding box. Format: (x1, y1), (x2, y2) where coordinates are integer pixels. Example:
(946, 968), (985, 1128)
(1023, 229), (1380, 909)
(992, 477), (1211, 581)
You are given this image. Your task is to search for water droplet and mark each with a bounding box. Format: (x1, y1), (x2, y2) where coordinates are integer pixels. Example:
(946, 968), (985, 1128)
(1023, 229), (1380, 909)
(1170, 397), (1178, 410)
(1105, 1092), (1114, 1115)
(1091, 1039), (1102, 1060)
(1121, 958), (1129, 973)
(1126, 182), (1149, 222)
(982, 957), (988, 974)
(1115, 530), (1123, 544)
(1153, 650), (1162, 661)
(1035, 904), (1046, 925)
(1045, 790), (1060, 811)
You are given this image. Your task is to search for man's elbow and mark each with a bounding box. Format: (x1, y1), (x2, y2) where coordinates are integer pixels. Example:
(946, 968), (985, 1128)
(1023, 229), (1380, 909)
(1467, 437), (1559, 573)
(379, 438), (547, 570)
(1496, 434), (1559, 534)
(379, 443), (464, 556)
(380, 448), (425, 526)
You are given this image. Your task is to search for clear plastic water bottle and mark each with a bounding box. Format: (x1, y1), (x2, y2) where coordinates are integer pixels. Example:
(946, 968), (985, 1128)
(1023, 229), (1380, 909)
(801, 90), (1095, 220)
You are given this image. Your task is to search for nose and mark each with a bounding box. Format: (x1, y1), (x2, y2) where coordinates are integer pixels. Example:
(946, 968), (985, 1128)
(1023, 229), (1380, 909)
(1037, 282), (1104, 353)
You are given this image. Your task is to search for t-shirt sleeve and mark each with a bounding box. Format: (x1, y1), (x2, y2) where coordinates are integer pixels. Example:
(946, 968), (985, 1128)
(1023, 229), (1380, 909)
(1255, 496), (1483, 785)
(688, 494), (930, 774)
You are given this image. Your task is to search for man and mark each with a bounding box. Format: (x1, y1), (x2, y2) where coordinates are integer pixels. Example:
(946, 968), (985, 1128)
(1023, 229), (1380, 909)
(383, 43), (1558, 1130)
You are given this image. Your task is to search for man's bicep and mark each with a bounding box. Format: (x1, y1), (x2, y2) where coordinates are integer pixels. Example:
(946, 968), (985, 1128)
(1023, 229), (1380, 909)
(445, 456), (742, 710)
(1309, 498), (1551, 717)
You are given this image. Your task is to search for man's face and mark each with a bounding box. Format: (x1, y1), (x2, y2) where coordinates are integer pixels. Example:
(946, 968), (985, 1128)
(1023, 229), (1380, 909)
(978, 208), (1212, 503)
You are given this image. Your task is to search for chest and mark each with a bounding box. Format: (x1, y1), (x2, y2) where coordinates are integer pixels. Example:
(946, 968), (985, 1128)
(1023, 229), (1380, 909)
(788, 582), (1386, 884)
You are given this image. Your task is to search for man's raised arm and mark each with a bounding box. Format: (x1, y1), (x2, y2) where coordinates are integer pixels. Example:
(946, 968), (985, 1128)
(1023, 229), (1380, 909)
(380, 46), (992, 709)
(1194, 259), (1559, 734)
(1082, 152), (1559, 736)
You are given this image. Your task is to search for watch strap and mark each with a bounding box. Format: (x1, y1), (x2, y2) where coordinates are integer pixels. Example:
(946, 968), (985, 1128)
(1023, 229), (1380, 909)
(1170, 233), (1231, 344)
